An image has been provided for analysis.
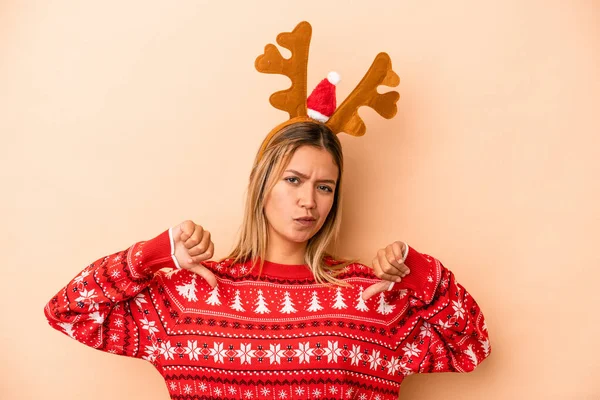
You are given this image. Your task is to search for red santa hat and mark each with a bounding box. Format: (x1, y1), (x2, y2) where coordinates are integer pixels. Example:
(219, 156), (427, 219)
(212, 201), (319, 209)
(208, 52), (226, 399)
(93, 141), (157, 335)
(306, 71), (340, 123)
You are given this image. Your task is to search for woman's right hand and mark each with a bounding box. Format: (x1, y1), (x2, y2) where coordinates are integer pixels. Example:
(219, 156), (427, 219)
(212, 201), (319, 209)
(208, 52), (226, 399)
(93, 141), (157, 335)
(171, 220), (218, 287)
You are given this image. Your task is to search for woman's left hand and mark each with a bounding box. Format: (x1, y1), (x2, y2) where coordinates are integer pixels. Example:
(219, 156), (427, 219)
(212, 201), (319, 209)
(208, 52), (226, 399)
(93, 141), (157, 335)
(363, 241), (409, 300)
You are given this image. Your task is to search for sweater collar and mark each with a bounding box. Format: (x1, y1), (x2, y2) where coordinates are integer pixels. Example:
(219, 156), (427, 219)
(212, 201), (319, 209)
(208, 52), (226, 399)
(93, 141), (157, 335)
(253, 259), (314, 279)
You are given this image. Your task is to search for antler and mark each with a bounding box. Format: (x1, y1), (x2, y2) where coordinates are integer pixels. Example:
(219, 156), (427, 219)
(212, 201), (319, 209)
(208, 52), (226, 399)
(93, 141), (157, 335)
(326, 53), (400, 136)
(255, 21), (312, 119)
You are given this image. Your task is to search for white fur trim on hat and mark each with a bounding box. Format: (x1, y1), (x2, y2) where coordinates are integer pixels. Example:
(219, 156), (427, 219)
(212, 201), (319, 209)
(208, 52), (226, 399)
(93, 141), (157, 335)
(307, 108), (330, 123)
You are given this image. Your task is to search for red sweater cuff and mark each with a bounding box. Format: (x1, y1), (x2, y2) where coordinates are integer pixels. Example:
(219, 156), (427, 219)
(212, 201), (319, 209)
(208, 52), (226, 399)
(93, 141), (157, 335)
(397, 245), (442, 303)
(130, 229), (176, 277)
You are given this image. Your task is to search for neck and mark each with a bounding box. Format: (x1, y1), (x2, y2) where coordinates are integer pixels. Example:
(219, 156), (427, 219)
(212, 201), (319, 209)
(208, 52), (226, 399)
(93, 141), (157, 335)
(265, 239), (307, 265)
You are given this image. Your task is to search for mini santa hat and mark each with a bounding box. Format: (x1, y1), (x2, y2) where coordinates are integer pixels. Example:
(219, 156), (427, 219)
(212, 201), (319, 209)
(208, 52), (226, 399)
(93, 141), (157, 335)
(306, 71), (340, 123)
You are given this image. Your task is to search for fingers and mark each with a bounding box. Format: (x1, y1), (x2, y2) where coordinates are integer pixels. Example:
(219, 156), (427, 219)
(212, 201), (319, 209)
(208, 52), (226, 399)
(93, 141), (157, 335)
(189, 241), (214, 263)
(381, 247), (402, 275)
(178, 222), (213, 260)
(372, 257), (402, 282)
(177, 220), (196, 243)
(181, 224), (204, 249)
(390, 242), (410, 276)
(173, 220), (215, 270)
(187, 230), (211, 256)
(187, 265), (218, 288)
(362, 281), (393, 300)
(364, 241), (411, 301)
(372, 244), (409, 281)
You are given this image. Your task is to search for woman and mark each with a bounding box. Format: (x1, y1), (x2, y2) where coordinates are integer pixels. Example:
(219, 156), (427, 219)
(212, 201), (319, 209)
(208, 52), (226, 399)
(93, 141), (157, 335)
(45, 120), (490, 399)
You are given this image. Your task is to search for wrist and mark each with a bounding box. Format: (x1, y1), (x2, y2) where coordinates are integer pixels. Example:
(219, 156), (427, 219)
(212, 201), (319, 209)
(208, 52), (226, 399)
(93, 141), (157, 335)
(168, 227), (182, 269)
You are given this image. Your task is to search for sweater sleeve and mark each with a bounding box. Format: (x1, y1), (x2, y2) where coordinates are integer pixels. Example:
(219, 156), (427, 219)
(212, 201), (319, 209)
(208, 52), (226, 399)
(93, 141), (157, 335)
(43, 229), (176, 359)
(393, 246), (491, 374)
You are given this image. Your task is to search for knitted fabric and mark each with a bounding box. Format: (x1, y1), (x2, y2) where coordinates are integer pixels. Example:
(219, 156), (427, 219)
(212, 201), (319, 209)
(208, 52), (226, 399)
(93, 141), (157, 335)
(45, 230), (490, 399)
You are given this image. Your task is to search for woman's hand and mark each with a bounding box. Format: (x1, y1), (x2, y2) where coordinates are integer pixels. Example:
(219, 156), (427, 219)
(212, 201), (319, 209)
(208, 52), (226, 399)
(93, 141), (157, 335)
(171, 220), (217, 287)
(363, 241), (409, 300)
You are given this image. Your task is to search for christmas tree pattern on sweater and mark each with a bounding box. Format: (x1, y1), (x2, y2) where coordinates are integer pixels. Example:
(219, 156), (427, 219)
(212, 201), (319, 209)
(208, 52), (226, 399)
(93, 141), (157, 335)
(45, 230), (491, 399)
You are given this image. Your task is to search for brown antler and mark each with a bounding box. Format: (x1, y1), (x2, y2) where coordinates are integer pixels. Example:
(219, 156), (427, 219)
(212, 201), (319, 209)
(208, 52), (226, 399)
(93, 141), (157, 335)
(255, 21), (312, 119)
(326, 53), (400, 136)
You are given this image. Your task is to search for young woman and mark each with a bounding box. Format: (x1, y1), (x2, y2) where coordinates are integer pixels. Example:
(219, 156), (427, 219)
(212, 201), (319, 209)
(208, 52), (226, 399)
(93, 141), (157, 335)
(45, 121), (490, 399)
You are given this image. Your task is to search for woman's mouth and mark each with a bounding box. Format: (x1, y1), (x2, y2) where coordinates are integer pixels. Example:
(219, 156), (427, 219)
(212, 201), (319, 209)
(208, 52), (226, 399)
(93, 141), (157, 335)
(294, 217), (316, 227)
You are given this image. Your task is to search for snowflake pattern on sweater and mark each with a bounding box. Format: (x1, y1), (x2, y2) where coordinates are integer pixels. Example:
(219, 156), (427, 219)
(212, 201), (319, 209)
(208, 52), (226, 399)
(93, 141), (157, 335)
(44, 230), (490, 399)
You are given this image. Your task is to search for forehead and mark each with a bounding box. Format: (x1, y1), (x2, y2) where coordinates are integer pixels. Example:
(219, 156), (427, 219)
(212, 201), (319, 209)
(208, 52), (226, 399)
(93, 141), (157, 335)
(285, 146), (339, 176)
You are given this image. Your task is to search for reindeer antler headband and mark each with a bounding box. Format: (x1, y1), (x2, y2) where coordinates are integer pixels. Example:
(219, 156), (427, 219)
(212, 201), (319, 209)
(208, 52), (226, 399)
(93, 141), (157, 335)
(255, 21), (400, 157)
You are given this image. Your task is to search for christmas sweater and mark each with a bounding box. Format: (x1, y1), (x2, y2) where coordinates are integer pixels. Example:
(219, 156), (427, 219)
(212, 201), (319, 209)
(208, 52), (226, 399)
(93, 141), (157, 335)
(44, 229), (490, 400)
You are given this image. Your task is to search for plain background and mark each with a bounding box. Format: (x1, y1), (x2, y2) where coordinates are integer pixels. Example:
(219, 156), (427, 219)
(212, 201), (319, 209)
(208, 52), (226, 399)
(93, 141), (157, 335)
(2, 1), (599, 399)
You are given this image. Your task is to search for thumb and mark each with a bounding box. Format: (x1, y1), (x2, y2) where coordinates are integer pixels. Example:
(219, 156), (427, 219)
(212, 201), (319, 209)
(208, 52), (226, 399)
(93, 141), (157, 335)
(362, 280), (394, 301)
(188, 265), (218, 288)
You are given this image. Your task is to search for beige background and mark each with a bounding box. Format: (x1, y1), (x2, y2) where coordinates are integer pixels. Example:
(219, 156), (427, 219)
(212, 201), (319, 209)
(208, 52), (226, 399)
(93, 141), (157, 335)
(1, 1), (599, 399)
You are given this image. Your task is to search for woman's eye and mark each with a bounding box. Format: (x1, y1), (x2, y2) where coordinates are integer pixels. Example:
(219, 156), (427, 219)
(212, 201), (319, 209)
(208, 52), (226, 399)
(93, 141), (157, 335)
(285, 177), (299, 184)
(318, 185), (333, 193)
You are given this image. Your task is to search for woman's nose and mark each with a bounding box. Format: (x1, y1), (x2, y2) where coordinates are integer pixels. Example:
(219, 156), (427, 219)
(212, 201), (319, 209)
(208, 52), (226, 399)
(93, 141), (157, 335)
(298, 186), (316, 208)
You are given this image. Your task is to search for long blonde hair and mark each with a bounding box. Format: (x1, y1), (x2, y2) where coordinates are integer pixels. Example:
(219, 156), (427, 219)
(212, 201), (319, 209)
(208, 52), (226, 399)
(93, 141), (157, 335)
(226, 121), (351, 285)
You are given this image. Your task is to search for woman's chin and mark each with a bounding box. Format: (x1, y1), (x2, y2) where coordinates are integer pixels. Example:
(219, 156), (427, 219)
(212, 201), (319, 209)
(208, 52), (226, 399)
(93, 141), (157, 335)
(284, 232), (314, 244)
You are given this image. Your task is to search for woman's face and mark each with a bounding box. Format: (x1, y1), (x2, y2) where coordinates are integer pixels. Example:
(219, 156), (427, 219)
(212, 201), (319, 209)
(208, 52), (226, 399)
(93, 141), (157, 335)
(264, 145), (339, 249)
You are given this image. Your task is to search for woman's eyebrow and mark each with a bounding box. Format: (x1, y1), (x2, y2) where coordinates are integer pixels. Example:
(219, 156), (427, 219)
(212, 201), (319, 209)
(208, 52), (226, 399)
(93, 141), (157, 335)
(284, 169), (337, 185)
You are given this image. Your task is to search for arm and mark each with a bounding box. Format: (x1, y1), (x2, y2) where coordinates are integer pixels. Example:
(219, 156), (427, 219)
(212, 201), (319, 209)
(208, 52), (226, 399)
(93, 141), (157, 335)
(43, 229), (176, 358)
(395, 246), (491, 374)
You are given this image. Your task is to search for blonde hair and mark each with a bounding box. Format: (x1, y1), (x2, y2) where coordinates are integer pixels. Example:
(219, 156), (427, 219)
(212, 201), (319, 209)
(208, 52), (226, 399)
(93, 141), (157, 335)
(226, 121), (351, 285)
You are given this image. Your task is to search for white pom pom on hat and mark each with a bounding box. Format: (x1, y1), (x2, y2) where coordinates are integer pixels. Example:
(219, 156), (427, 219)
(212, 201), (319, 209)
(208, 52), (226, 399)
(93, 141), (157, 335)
(327, 71), (341, 85)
